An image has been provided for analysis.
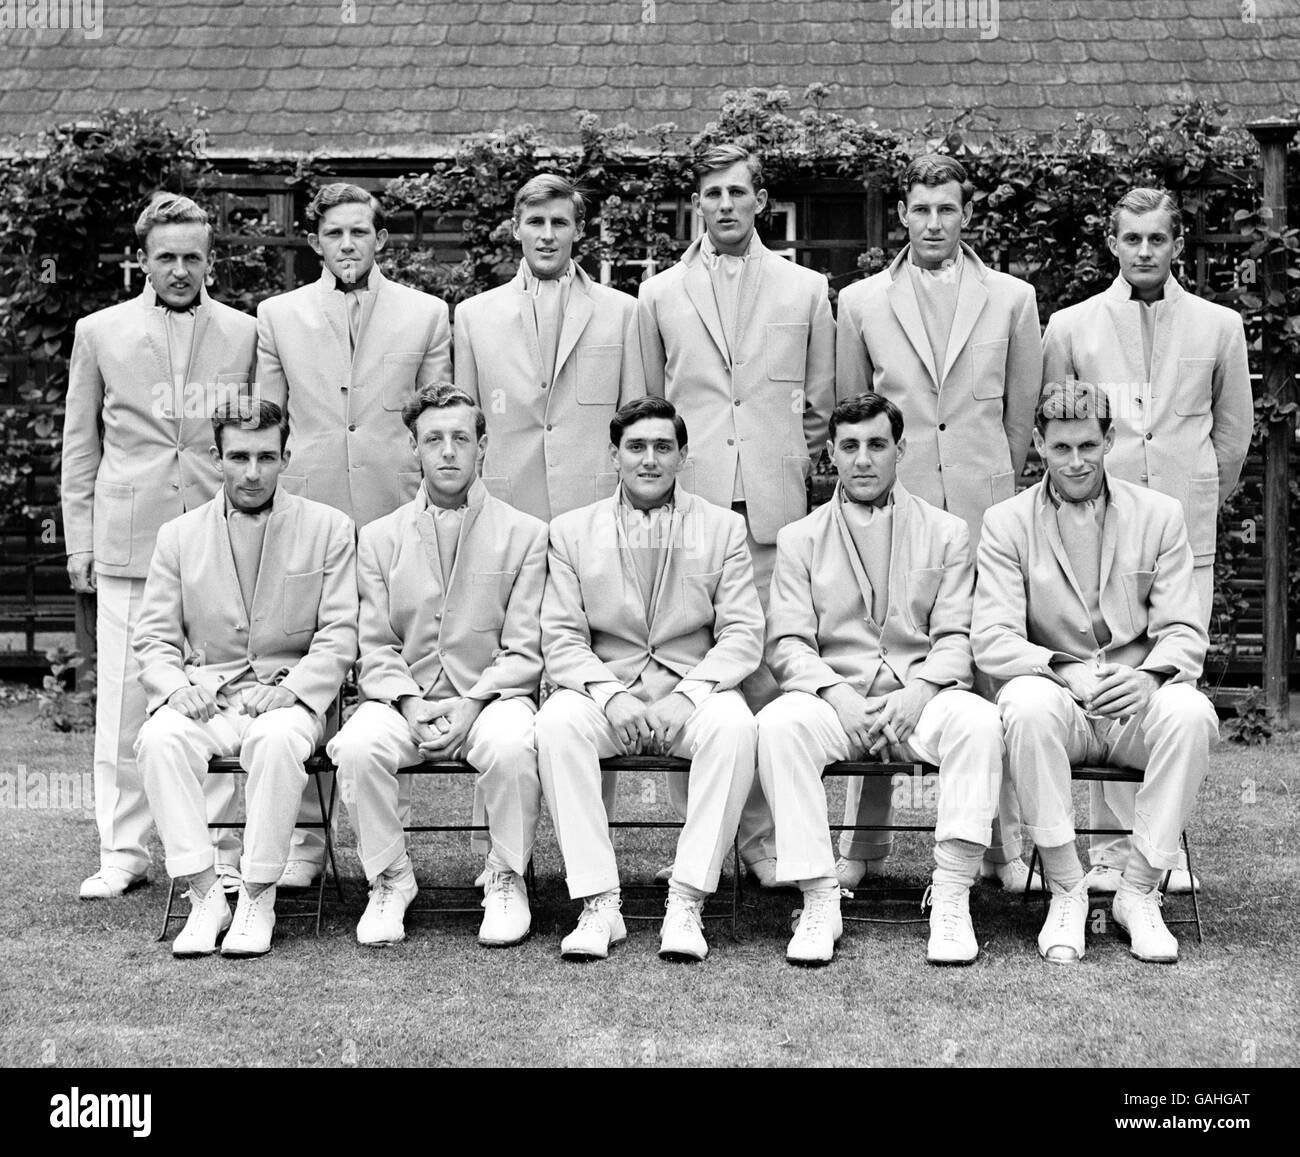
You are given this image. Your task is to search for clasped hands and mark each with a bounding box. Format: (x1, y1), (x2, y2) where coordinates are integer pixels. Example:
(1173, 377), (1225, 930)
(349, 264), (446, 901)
(820, 680), (938, 763)
(603, 690), (695, 755)
(166, 682), (297, 721)
(400, 695), (485, 761)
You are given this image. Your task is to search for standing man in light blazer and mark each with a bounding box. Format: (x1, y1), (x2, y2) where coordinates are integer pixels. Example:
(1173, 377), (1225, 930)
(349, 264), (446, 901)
(972, 382), (1217, 965)
(636, 144), (835, 884)
(835, 153), (1043, 893)
(536, 397), (765, 964)
(61, 193), (257, 900)
(135, 400), (357, 958)
(455, 174), (645, 521)
(256, 182), (451, 886)
(758, 393), (1004, 966)
(328, 385), (548, 949)
(1042, 188), (1252, 895)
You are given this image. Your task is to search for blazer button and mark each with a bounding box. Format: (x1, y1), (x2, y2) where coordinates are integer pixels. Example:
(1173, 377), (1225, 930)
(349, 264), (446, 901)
(235, 624), (246, 632)
(540, 383), (548, 390)
(348, 424), (357, 432)
(733, 399), (741, 407)
(938, 423), (947, 432)
(546, 423), (554, 431)
(880, 646), (888, 655)
(434, 611), (442, 621)
(170, 482), (180, 491)
(1145, 432), (1153, 441)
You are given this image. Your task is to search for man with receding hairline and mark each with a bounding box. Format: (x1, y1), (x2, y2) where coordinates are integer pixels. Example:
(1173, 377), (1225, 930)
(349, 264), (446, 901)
(61, 192), (257, 900)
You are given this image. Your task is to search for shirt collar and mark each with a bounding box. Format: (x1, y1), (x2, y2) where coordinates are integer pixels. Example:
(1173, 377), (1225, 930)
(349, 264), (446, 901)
(417, 482), (469, 516)
(520, 258), (575, 294)
(324, 267), (375, 293)
(700, 231), (761, 269)
(839, 483), (895, 512)
(907, 245), (964, 282)
(1045, 474), (1110, 512)
(222, 487), (278, 520)
(618, 482), (678, 519)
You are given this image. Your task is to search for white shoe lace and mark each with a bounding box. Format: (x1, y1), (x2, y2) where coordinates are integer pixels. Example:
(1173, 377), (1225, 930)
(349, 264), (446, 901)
(664, 897), (704, 933)
(792, 890), (836, 939)
(923, 884), (967, 943)
(1049, 885), (1086, 932)
(369, 876), (401, 917)
(1129, 886), (1166, 930)
(233, 889), (271, 933)
(482, 870), (520, 912)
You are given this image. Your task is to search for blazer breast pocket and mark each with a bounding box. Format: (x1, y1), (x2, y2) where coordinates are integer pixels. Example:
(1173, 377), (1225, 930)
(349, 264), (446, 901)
(1121, 569), (1157, 633)
(765, 323), (810, 382)
(680, 568), (722, 617)
(94, 481), (133, 567)
(471, 570), (516, 633)
(382, 352), (426, 412)
(283, 569), (323, 636)
(970, 339), (1009, 400)
(575, 345), (622, 404)
(906, 566), (945, 628)
(1174, 358), (1214, 416)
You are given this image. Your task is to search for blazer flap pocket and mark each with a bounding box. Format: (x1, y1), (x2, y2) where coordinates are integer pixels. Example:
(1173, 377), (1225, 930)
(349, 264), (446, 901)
(1121, 568), (1157, 607)
(1175, 357), (1214, 416)
(283, 568), (323, 635)
(575, 345), (622, 404)
(382, 352), (426, 411)
(971, 339), (1009, 399)
(471, 569), (517, 632)
(907, 566), (946, 619)
(94, 481), (134, 566)
(681, 567), (723, 607)
(765, 322), (810, 382)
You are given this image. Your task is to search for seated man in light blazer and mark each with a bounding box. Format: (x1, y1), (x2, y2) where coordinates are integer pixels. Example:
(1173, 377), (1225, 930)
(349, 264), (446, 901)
(327, 384), (548, 949)
(973, 381), (1218, 965)
(134, 400), (357, 958)
(454, 173), (645, 521)
(535, 397), (764, 964)
(256, 182), (452, 890)
(757, 393), (1004, 967)
(835, 153), (1043, 895)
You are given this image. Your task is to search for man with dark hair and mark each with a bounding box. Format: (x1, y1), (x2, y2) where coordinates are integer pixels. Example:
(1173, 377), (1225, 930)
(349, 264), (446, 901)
(636, 142), (835, 886)
(455, 173), (644, 521)
(255, 181), (452, 887)
(758, 393), (1003, 966)
(973, 382), (1217, 965)
(62, 192), (257, 900)
(835, 151), (1043, 893)
(327, 384), (548, 948)
(1042, 187), (1251, 896)
(134, 400), (357, 957)
(536, 397), (764, 963)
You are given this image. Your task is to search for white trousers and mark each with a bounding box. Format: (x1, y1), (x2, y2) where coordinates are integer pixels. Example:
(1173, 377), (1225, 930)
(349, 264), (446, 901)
(756, 689), (1003, 883)
(328, 698), (540, 883)
(1087, 562), (1214, 867)
(734, 523), (778, 865)
(137, 701), (323, 884)
(93, 575), (239, 873)
(536, 688), (756, 899)
(999, 675), (1217, 871)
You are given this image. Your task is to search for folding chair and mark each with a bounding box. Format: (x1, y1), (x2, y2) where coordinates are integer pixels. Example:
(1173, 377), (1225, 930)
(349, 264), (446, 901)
(599, 754), (742, 936)
(1023, 763), (1204, 944)
(156, 749), (342, 940)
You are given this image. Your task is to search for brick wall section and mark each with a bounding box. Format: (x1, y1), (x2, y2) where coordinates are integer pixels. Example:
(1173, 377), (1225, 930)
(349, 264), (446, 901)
(0, 0), (1297, 155)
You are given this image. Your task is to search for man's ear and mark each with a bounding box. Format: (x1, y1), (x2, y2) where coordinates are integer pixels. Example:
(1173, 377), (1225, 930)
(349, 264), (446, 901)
(960, 200), (973, 229)
(374, 228), (389, 253)
(1106, 234), (1119, 259)
(608, 441), (620, 468)
(208, 443), (221, 468)
(1102, 425), (1116, 454)
(307, 233), (323, 258)
(281, 447), (292, 469)
(897, 200), (909, 230)
(1171, 234), (1185, 263)
(754, 187), (769, 214)
(1031, 428), (1046, 457)
(896, 434), (907, 461)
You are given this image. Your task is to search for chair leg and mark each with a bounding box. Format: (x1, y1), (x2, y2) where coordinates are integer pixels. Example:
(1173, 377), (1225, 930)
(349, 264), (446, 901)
(156, 876), (179, 942)
(1182, 831), (1203, 945)
(1024, 844), (1043, 908)
(730, 837), (740, 940)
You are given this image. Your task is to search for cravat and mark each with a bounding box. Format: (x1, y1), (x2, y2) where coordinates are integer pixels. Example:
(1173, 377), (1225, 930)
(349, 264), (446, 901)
(534, 278), (564, 385)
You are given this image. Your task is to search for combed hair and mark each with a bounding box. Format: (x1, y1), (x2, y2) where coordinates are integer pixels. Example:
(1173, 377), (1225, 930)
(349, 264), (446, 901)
(401, 382), (485, 439)
(211, 398), (289, 453)
(1035, 381), (1112, 435)
(609, 396), (688, 450)
(514, 173), (586, 227)
(829, 392), (904, 444)
(900, 153), (975, 208)
(692, 143), (764, 191)
(1108, 187), (1183, 238)
(134, 192), (214, 252)
(307, 182), (385, 231)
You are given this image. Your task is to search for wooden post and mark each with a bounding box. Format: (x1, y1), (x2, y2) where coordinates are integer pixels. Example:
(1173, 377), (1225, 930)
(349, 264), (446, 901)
(1247, 118), (1298, 728)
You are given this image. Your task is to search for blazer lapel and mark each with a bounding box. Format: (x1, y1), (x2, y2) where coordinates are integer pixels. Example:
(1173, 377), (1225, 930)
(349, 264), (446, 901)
(1103, 276), (1145, 388)
(1097, 481), (1121, 617)
(941, 258), (989, 387)
(316, 274), (353, 367)
(140, 291), (178, 420)
(731, 243), (767, 354)
(886, 255), (939, 389)
(1039, 489), (1091, 613)
(248, 496), (290, 627)
(514, 280), (547, 384)
(205, 497), (245, 622)
(682, 256), (732, 367)
(609, 494), (651, 638)
(553, 279), (594, 386)
(829, 489), (878, 622)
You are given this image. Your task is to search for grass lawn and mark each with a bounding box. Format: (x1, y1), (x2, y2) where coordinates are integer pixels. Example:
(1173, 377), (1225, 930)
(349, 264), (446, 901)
(1, 700), (1296, 1069)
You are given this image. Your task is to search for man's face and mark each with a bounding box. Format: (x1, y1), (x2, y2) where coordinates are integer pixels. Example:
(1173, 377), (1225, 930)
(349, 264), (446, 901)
(610, 417), (686, 509)
(829, 414), (903, 506)
(1034, 417), (1114, 504)
(308, 201), (388, 284)
(138, 222), (213, 309)
(898, 181), (971, 270)
(692, 160), (768, 256)
(513, 196), (582, 280)
(211, 424), (287, 512)
(411, 404), (484, 506)
(1107, 208), (1183, 297)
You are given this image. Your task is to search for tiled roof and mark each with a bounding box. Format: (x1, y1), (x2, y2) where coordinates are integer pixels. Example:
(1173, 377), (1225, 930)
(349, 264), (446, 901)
(1, 0), (1297, 157)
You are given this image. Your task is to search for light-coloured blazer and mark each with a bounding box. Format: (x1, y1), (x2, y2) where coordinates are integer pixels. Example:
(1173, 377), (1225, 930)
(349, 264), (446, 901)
(454, 262), (646, 521)
(1041, 273), (1253, 563)
(835, 243), (1042, 541)
(542, 487), (765, 703)
(255, 265), (452, 528)
(61, 285), (257, 578)
(356, 478), (548, 704)
(636, 236), (836, 544)
(767, 480), (974, 697)
(133, 489), (358, 718)
(972, 475), (1207, 687)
